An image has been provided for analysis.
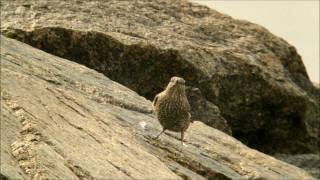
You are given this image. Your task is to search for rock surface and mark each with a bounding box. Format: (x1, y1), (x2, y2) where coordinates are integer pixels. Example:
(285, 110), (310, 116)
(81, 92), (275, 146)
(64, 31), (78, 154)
(275, 154), (320, 179)
(1, 36), (316, 179)
(186, 87), (231, 134)
(1, 0), (319, 154)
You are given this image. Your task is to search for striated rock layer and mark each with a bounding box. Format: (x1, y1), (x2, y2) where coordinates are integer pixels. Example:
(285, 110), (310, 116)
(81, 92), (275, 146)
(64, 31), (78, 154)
(1, 0), (319, 154)
(1, 36), (316, 179)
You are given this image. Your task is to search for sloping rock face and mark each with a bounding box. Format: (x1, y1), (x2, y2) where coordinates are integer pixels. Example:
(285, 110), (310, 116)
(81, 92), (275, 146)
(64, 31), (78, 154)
(1, 36), (316, 179)
(1, 0), (319, 154)
(275, 154), (320, 179)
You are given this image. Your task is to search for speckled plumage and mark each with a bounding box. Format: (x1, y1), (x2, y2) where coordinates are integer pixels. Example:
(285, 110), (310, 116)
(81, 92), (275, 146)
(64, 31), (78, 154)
(153, 77), (191, 143)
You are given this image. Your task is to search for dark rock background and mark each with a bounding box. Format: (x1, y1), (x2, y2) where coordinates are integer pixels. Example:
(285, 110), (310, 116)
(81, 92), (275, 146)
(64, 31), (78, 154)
(1, 0), (319, 155)
(186, 87), (232, 134)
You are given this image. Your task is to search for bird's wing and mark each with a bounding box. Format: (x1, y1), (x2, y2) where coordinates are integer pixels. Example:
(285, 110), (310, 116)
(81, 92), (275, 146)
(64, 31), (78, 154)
(185, 97), (191, 112)
(186, 98), (192, 121)
(152, 94), (160, 108)
(188, 112), (194, 122)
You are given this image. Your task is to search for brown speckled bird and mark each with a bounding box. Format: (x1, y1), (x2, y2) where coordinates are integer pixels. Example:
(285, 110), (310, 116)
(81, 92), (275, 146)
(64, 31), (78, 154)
(153, 76), (191, 144)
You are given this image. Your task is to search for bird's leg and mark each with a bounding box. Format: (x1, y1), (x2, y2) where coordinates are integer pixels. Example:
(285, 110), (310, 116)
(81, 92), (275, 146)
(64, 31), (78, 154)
(181, 131), (186, 146)
(154, 128), (166, 140)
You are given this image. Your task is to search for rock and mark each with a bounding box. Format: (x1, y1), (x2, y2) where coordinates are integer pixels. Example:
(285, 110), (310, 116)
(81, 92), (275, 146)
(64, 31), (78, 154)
(1, 0), (319, 154)
(275, 154), (320, 179)
(1, 36), (316, 179)
(186, 87), (232, 134)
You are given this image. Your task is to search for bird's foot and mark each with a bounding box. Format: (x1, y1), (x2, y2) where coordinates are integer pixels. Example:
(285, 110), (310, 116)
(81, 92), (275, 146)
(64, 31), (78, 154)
(153, 129), (166, 140)
(153, 136), (160, 140)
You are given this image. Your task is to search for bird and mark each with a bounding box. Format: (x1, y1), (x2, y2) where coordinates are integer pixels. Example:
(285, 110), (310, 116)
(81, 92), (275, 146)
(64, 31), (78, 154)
(153, 76), (191, 145)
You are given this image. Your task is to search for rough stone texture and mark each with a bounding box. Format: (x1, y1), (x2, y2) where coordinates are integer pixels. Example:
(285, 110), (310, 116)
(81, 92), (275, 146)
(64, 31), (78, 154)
(275, 154), (320, 179)
(186, 87), (231, 134)
(1, 36), (316, 179)
(1, 0), (319, 154)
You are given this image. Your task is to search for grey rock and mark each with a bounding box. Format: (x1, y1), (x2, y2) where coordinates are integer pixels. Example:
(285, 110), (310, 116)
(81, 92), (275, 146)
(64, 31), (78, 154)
(1, 35), (315, 179)
(275, 154), (320, 179)
(186, 87), (232, 134)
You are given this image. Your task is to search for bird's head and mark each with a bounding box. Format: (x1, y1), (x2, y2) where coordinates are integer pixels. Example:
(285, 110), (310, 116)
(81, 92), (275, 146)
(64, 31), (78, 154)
(165, 76), (186, 94)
